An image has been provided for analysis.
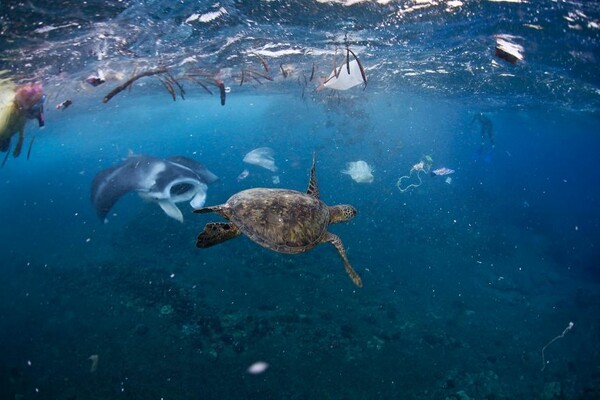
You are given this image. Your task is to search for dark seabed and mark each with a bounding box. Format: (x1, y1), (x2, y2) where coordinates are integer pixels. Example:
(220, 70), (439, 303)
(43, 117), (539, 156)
(1, 1), (599, 399)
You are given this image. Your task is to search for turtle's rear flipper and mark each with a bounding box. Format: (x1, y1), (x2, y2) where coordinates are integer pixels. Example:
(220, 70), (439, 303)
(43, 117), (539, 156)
(193, 206), (220, 214)
(197, 222), (240, 248)
(324, 232), (363, 287)
(193, 205), (229, 219)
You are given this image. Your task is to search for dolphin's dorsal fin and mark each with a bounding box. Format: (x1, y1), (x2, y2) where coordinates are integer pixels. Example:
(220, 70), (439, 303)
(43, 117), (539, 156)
(306, 153), (319, 199)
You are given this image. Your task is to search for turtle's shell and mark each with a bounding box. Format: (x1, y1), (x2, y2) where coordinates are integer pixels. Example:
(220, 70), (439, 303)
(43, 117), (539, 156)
(224, 188), (330, 253)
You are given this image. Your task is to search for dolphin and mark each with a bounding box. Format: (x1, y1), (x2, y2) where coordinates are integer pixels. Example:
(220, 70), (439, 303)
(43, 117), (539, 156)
(91, 155), (218, 222)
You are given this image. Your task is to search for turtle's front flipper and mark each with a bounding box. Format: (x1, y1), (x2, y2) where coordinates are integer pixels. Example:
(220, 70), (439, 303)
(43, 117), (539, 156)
(324, 232), (363, 287)
(197, 222), (241, 248)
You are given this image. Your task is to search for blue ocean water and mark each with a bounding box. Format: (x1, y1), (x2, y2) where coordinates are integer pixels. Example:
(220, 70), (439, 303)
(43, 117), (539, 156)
(1, 1), (599, 399)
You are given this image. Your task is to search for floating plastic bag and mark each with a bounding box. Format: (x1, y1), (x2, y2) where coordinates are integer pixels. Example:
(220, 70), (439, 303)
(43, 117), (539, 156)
(341, 160), (374, 183)
(323, 60), (364, 91)
(243, 147), (278, 172)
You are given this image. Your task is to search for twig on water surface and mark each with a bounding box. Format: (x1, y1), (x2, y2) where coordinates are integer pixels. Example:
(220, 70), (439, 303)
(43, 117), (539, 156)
(102, 67), (168, 103)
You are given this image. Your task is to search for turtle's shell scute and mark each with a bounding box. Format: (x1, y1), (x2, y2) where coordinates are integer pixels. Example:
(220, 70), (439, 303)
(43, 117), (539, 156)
(226, 188), (329, 253)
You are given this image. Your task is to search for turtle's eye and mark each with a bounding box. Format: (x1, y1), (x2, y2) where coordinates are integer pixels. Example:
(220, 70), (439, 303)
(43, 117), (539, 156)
(345, 206), (357, 219)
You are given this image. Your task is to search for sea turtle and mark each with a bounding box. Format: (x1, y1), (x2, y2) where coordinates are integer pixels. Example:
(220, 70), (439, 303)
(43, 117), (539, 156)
(193, 155), (363, 287)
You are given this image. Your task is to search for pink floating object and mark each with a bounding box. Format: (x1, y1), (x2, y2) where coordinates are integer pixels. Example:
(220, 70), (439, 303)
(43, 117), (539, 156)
(432, 167), (455, 176)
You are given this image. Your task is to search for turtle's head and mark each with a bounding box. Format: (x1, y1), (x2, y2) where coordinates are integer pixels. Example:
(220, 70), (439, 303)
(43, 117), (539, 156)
(329, 205), (356, 224)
